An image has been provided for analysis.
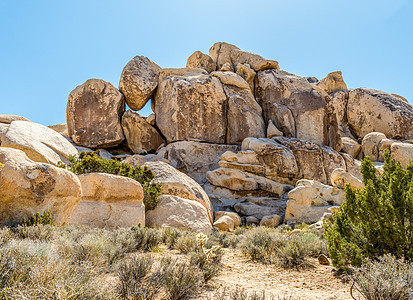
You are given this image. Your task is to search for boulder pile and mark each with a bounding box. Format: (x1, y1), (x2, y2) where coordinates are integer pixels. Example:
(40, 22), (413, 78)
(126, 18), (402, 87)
(1, 42), (412, 231)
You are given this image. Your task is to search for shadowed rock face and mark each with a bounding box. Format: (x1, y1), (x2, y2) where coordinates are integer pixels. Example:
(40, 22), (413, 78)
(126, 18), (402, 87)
(67, 79), (125, 148)
(255, 69), (340, 149)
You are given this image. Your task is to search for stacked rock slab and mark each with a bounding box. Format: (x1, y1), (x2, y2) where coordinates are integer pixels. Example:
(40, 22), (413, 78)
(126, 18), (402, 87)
(255, 69), (341, 150)
(67, 173), (145, 228)
(0, 148), (81, 226)
(67, 79), (125, 148)
(186, 51), (216, 73)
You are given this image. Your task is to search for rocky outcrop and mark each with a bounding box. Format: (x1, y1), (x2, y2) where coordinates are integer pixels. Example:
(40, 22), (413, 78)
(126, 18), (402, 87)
(146, 195), (212, 233)
(157, 141), (239, 184)
(121, 110), (165, 154)
(230, 49), (279, 72)
(119, 56), (162, 111)
(0, 148), (81, 226)
(211, 71), (250, 90)
(144, 161), (213, 223)
(48, 123), (68, 137)
(391, 142), (413, 168)
(267, 120), (283, 138)
(332, 88), (413, 140)
(330, 168), (364, 190)
(186, 51), (216, 73)
(361, 132), (387, 161)
(155, 69), (227, 144)
(236, 63), (256, 92)
(0, 115), (31, 124)
(67, 173), (145, 228)
(213, 211), (241, 231)
(123, 154), (169, 167)
(67, 79), (125, 148)
(260, 214), (282, 227)
(316, 71), (347, 95)
(255, 69), (341, 149)
(341, 137), (361, 158)
(0, 123), (9, 144)
(285, 179), (344, 224)
(1, 121), (78, 165)
(209, 42), (240, 71)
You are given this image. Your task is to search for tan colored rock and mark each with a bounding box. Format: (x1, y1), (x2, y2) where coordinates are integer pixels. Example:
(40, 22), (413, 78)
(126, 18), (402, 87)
(123, 154), (170, 167)
(378, 138), (397, 161)
(224, 85), (266, 144)
(146, 113), (156, 125)
(267, 120), (283, 138)
(48, 123), (68, 137)
(347, 88), (413, 140)
(341, 137), (361, 158)
(316, 71), (347, 94)
(260, 214), (282, 227)
(0, 123), (8, 144)
(361, 132), (387, 162)
(214, 211), (241, 227)
(230, 49), (279, 72)
(0, 114), (31, 124)
(246, 216), (259, 226)
(186, 51), (216, 73)
(236, 63), (256, 92)
(158, 141), (239, 184)
(234, 198), (287, 220)
(220, 63), (232, 71)
(67, 79), (125, 148)
(119, 56), (162, 111)
(146, 195), (212, 233)
(121, 110), (165, 154)
(0, 148), (81, 226)
(144, 161), (213, 223)
(255, 69), (340, 148)
(213, 215), (235, 231)
(211, 71), (250, 90)
(155, 72), (227, 144)
(1, 121), (78, 165)
(391, 93), (409, 103)
(67, 173), (144, 228)
(285, 179), (345, 224)
(331, 168), (364, 189)
(159, 67), (207, 79)
(390, 142), (413, 168)
(209, 42), (240, 71)
(318, 254), (330, 265)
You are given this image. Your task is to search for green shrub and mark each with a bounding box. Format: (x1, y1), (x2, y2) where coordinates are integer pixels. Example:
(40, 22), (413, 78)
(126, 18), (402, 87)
(351, 255), (413, 300)
(325, 152), (413, 269)
(130, 226), (162, 252)
(276, 236), (313, 270)
(60, 152), (161, 211)
(175, 234), (197, 254)
(189, 249), (222, 282)
(21, 210), (55, 227)
(240, 227), (281, 263)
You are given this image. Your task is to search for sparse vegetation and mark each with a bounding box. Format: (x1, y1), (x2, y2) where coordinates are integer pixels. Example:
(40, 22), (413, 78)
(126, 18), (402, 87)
(21, 210), (55, 226)
(325, 152), (413, 270)
(58, 151), (161, 211)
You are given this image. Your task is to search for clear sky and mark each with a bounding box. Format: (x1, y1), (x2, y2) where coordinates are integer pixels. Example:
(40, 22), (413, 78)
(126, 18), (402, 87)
(1, 0), (412, 126)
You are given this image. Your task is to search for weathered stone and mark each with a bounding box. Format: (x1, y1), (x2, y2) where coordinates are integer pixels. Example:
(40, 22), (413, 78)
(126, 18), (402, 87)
(341, 137), (361, 158)
(255, 69), (340, 148)
(260, 214), (282, 227)
(211, 71), (250, 90)
(220, 63), (232, 71)
(48, 123), (68, 137)
(285, 179), (345, 224)
(155, 72), (227, 144)
(119, 56), (162, 111)
(340, 153), (362, 180)
(146, 113), (156, 125)
(146, 195), (212, 233)
(246, 216), (259, 226)
(95, 149), (113, 160)
(392, 93), (409, 103)
(316, 71), (347, 94)
(0, 148), (81, 226)
(1, 121), (78, 165)
(209, 42), (240, 71)
(144, 161), (213, 223)
(67, 79), (125, 148)
(330, 90), (355, 139)
(121, 110), (165, 154)
(306, 77), (319, 84)
(330, 168), (364, 189)
(361, 132), (387, 162)
(236, 63), (255, 92)
(214, 211), (242, 227)
(318, 254), (330, 265)
(157, 141), (239, 184)
(230, 49), (279, 72)
(0, 123), (9, 144)
(267, 120), (283, 138)
(234, 197), (287, 220)
(378, 138), (397, 161)
(347, 88), (413, 140)
(213, 215), (235, 231)
(391, 142), (413, 168)
(67, 173), (145, 228)
(123, 154), (170, 167)
(224, 85), (266, 144)
(0, 114), (31, 124)
(186, 51), (216, 73)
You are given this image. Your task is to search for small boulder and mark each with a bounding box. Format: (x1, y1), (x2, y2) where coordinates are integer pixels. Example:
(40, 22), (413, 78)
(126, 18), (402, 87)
(341, 137), (361, 158)
(316, 71), (347, 94)
(390, 142), (413, 168)
(186, 51), (216, 73)
(318, 254), (330, 265)
(260, 214), (282, 227)
(123, 154), (170, 166)
(230, 49), (279, 72)
(331, 168), (364, 190)
(0, 114), (31, 124)
(209, 42), (240, 71)
(246, 216), (259, 226)
(213, 215), (235, 231)
(236, 63), (256, 92)
(267, 120), (283, 138)
(211, 71), (250, 90)
(362, 132), (387, 162)
(214, 211), (242, 227)
(119, 56), (162, 111)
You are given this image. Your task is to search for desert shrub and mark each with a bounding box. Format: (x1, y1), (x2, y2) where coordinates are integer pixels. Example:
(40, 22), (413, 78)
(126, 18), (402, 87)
(240, 227), (282, 263)
(21, 210), (55, 226)
(208, 230), (232, 248)
(189, 249), (222, 282)
(60, 151), (161, 211)
(14, 224), (56, 241)
(276, 235), (313, 270)
(0, 227), (14, 246)
(117, 254), (160, 300)
(351, 255), (413, 300)
(130, 226), (162, 252)
(162, 228), (182, 249)
(157, 257), (202, 300)
(175, 233), (197, 254)
(325, 152), (413, 269)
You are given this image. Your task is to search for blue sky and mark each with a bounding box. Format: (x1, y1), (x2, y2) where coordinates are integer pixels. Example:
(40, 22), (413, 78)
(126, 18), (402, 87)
(0, 0), (412, 125)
